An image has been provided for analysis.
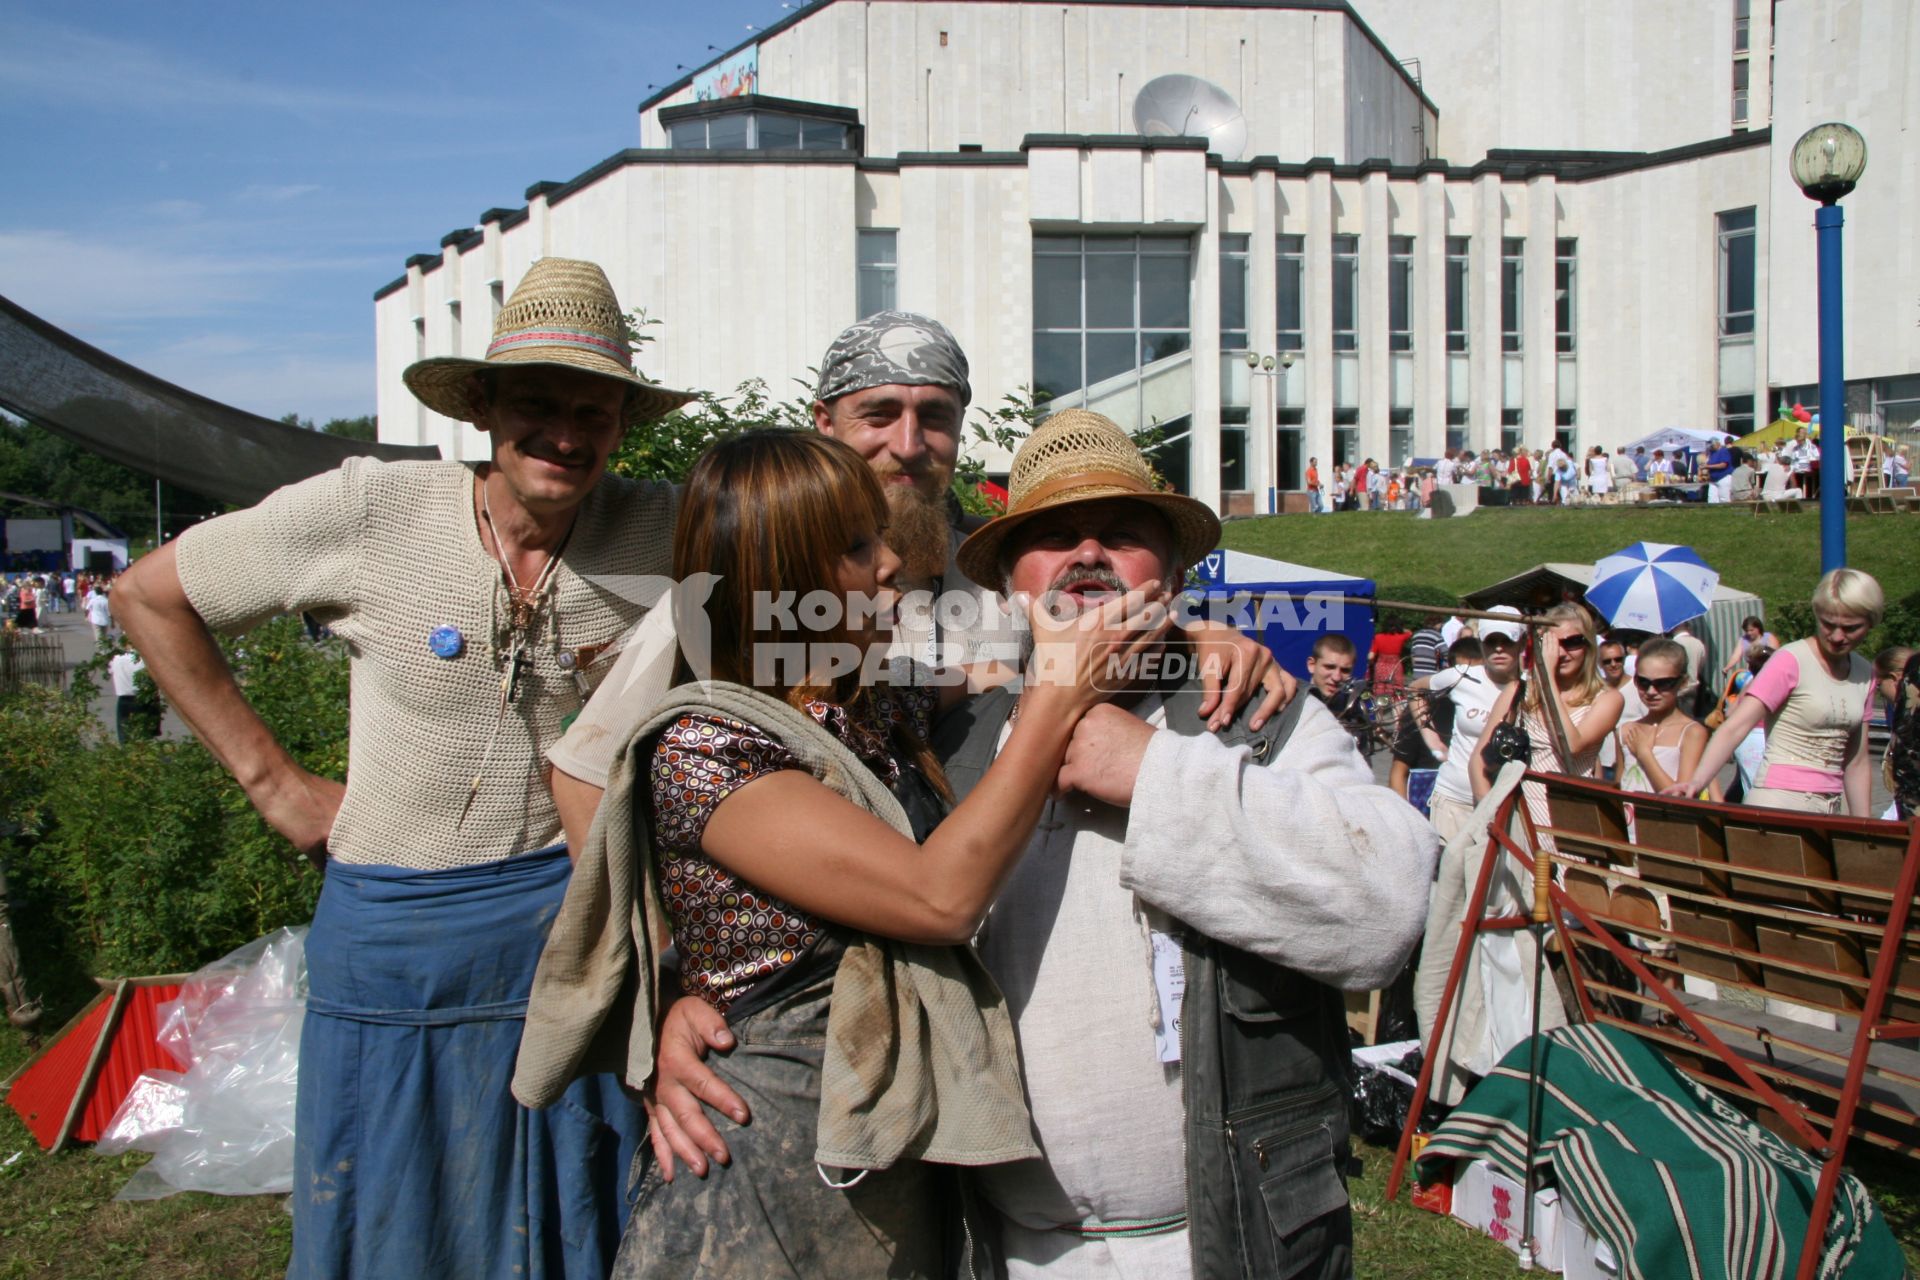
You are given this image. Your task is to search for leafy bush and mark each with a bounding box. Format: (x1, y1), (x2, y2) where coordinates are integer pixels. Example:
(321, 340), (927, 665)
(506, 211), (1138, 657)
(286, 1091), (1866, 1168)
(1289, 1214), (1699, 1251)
(3, 616), (339, 982)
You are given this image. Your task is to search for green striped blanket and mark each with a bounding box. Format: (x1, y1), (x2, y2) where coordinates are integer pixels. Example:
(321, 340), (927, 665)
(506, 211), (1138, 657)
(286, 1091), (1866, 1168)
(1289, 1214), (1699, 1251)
(1417, 1025), (1908, 1280)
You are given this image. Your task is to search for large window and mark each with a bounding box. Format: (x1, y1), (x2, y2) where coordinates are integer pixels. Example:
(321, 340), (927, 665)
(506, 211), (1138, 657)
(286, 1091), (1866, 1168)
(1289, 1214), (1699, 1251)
(1445, 237), (1469, 353)
(1032, 235), (1191, 401)
(857, 230), (897, 318)
(1501, 237), (1524, 353)
(1219, 234), (1249, 351)
(665, 105), (853, 151)
(1732, 0), (1752, 126)
(1220, 406), (1248, 492)
(1332, 235), (1359, 352)
(1718, 209), (1756, 336)
(1389, 236), (1414, 352)
(1276, 234), (1305, 351)
(1719, 394), (1755, 440)
(1555, 239), (1577, 353)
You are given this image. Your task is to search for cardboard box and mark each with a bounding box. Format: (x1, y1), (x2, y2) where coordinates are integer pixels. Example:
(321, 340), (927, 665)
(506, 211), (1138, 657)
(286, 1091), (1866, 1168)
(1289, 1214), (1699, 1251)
(1559, 1195), (1621, 1280)
(1451, 1158), (1562, 1269)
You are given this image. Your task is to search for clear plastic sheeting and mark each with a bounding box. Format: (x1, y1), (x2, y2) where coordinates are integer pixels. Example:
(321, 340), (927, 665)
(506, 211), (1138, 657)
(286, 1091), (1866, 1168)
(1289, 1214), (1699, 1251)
(96, 927), (307, 1199)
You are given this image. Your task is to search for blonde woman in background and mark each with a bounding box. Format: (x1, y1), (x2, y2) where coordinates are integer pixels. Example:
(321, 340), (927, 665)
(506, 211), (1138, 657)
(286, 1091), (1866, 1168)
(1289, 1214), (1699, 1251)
(1667, 568), (1881, 814)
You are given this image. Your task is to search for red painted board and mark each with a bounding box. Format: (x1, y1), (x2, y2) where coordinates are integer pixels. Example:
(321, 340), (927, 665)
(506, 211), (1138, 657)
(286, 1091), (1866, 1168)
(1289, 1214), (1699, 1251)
(5, 992), (112, 1150)
(76, 983), (182, 1143)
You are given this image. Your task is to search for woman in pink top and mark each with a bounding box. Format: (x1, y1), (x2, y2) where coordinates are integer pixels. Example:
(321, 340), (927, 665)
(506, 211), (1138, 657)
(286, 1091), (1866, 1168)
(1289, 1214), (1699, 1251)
(1667, 568), (1881, 814)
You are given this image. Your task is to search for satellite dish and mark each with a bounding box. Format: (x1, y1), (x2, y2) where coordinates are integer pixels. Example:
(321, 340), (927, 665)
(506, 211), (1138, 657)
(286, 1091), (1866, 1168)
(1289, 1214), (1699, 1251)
(1133, 74), (1248, 161)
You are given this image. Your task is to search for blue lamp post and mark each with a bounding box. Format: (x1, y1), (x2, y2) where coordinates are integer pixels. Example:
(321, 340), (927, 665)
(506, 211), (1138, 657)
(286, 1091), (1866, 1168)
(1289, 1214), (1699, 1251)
(1789, 122), (1868, 573)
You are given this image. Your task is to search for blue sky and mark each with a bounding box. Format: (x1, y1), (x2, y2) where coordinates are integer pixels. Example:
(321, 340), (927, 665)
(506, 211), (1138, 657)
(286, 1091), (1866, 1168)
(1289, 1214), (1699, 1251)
(0, 2), (781, 425)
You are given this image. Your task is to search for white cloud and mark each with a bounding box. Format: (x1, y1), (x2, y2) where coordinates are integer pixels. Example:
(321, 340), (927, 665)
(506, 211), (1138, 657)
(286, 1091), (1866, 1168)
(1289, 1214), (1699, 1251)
(0, 18), (471, 118)
(0, 228), (387, 325)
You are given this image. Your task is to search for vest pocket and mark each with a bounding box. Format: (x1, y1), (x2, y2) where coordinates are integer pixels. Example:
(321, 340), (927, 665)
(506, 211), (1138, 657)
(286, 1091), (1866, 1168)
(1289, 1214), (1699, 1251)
(1229, 1088), (1353, 1279)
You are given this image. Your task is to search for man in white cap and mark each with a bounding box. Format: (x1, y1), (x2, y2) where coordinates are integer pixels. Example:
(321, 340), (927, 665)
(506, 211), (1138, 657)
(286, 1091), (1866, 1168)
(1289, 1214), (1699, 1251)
(113, 257), (692, 1278)
(1408, 605), (1527, 844)
(644, 410), (1433, 1279)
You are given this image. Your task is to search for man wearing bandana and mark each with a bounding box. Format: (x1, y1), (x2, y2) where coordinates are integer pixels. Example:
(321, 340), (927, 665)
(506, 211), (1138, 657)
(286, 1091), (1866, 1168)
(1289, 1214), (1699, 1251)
(809, 310), (1012, 669)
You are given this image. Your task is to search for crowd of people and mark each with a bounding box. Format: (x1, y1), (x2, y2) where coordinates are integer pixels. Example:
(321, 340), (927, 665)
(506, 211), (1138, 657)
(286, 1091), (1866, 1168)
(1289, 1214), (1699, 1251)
(1323, 571), (1915, 830)
(3, 569), (121, 641)
(1299, 427), (1915, 514)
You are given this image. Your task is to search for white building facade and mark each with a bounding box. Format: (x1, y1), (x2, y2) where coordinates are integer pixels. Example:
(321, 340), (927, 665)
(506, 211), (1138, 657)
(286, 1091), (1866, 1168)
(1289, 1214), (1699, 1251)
(375, 0), (1920, 515)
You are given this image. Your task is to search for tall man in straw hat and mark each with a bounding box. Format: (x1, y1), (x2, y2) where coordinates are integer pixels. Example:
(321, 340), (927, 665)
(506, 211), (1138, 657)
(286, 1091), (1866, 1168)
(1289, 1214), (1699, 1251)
(114, 257), (693, 1278)
(647, 410), (1436, 1279)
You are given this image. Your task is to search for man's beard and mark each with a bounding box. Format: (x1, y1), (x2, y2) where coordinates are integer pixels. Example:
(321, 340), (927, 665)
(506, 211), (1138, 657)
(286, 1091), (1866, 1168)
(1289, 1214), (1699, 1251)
(883, 482), (951, 583)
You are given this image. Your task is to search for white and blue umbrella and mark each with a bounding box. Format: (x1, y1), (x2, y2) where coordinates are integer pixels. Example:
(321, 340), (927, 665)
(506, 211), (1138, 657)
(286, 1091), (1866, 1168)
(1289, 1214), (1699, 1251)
(1585, 543), (1719, 633)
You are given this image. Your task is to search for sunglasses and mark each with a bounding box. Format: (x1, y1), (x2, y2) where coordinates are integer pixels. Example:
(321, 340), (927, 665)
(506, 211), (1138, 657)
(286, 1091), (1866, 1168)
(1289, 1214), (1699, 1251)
(1555, 634), (1590, 652)
(1634, 674), (1683, 693)
(1599, 656), (1626, 666)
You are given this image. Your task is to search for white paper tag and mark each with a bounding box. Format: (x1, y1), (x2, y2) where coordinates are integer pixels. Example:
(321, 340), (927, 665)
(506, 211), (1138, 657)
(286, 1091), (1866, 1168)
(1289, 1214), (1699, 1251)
(1151, 930), (1186, 1064)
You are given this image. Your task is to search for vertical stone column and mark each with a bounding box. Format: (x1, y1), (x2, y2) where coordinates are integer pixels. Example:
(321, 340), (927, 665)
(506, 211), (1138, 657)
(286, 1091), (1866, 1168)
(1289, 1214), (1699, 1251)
(1358, 167), (1391, 466)
(1249, 169), (1279, 505)
(1524, 174), (1558, 452)
(1192, 177), (1224, 514)
(1470, 169), (1504, 454)
(1415, 167), (1449, 460)
(1305, 166), (1336, 468)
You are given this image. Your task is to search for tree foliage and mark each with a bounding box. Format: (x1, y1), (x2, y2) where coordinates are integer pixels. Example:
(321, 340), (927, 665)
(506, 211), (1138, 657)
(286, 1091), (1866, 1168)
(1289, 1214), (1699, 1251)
(0, 415), (216, 534)
(2, 617), (339, 985)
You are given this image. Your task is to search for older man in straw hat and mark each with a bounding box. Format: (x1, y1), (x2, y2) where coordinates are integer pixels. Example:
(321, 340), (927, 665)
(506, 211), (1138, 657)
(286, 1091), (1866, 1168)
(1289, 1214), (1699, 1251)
(647, 410), (1435, 1279)
(114, 257), (693, 1278)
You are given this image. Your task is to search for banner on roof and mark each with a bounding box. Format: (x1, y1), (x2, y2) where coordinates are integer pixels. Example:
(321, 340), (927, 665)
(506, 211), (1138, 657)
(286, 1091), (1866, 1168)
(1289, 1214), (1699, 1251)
(695, 46), (758, 100)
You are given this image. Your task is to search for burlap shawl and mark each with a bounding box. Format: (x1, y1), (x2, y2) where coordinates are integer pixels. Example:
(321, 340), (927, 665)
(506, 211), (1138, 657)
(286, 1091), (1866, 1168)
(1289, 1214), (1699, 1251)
(511, 681), (1039, 1170)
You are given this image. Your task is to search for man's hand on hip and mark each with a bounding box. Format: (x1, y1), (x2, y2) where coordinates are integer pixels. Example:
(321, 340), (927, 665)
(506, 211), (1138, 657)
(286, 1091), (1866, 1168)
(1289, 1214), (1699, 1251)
(1057, 704), (1155, 807)
(252, 768), (345, 870)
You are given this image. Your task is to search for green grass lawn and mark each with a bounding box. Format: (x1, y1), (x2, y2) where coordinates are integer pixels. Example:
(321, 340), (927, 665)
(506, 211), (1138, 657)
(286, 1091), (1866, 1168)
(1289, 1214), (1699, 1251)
(3, 1006), (1916, 1279)
(1218, 503), (1920, 624)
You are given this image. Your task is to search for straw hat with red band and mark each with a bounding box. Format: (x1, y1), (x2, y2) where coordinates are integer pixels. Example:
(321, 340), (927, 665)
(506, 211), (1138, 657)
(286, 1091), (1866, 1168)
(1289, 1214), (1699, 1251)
(403, 257), (697, 427)
(957, 408), (1221, 589)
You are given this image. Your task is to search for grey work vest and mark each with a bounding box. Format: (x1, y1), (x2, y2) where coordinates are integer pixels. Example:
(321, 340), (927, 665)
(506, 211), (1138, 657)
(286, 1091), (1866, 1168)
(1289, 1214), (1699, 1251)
(932, 683), (1354, 1279)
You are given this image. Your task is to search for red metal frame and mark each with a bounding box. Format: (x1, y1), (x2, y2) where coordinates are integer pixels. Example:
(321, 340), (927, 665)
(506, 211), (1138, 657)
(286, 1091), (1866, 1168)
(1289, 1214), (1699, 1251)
(1385, 774), (1920, 1280)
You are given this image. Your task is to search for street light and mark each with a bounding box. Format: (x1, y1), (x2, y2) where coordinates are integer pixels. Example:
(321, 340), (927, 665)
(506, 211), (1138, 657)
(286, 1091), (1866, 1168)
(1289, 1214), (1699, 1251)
(1790, 121), (1868, 573)
(1245, 351), (1297, 513)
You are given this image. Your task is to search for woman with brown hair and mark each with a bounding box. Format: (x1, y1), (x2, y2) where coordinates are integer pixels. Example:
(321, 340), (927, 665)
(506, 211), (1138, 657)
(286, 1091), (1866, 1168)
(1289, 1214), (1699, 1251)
(552, 431), (1169, 1278)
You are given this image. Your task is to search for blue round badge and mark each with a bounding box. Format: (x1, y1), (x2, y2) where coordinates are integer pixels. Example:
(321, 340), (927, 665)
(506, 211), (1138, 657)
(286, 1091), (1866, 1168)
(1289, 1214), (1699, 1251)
(428, 624), (465, 660)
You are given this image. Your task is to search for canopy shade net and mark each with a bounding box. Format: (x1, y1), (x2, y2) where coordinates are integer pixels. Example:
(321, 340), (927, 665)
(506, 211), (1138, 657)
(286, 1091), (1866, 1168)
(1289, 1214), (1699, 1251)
(0, 293), (439, 509)
(1190, 548), (1376, 678)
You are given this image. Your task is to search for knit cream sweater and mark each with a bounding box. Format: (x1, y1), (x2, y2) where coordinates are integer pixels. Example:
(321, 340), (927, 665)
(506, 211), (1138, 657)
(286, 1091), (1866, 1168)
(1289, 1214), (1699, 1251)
(175, 458), (677, 868)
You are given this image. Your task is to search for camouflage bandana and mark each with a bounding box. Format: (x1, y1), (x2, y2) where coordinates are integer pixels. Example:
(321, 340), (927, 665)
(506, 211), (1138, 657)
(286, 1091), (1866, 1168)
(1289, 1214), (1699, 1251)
(813, 310), (971, 407)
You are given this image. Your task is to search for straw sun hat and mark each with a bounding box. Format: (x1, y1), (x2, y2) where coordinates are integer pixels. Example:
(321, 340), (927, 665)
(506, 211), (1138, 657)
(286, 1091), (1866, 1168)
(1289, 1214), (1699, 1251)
(957, 408), (1221, 589)
(403, 257), (696, 427)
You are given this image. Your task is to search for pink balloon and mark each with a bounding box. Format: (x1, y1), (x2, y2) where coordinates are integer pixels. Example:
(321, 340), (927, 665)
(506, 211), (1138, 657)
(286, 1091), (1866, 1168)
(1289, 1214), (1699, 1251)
(1794, 405), (1812, 422)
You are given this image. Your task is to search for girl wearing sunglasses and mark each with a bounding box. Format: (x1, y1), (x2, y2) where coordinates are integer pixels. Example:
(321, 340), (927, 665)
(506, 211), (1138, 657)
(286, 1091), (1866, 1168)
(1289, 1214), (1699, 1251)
(1471, 605), (1625, 840)
(1665, 568), (1881, 815)
(1616, 638), (1718, 799)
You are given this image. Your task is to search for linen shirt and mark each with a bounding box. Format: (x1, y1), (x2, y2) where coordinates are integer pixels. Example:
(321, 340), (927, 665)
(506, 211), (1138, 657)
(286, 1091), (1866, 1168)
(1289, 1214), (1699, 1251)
(973, 695), (1436, 1268)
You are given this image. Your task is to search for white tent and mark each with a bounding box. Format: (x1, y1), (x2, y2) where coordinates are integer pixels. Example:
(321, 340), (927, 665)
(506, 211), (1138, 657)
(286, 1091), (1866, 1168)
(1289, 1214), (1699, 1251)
(1620, 426), (1725, 457)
